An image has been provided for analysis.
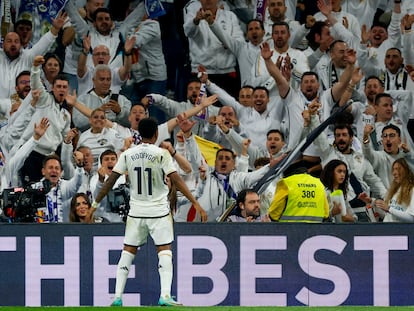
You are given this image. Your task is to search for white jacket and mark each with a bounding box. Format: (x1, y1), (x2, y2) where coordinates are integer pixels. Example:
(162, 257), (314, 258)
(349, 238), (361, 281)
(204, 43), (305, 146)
(183, 6), (244, 73)
(0, 31), (57, 98)
(13, 66), (71, 156)
(130, 19), (167, 83)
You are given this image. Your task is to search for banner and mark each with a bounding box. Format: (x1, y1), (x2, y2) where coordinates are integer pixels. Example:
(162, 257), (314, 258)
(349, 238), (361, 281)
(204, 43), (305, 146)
(255, 0), (266, 21)
(1, 223), (414, 306)
(18, 0), (68, 23)
(144, 0), (166, 19)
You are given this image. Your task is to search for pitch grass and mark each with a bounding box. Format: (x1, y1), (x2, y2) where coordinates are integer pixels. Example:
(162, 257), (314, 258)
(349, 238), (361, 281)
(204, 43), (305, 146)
(2, 307), (414, 311)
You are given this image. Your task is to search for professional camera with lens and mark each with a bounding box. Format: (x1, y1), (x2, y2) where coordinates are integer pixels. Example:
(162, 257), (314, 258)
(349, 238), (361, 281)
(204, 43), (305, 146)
(1, 186), (47, 223)
(107, 184), (130, 222)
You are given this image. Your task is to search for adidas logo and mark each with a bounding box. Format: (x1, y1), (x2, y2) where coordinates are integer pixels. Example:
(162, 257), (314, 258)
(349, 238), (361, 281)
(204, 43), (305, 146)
(120, 266), (129, 272)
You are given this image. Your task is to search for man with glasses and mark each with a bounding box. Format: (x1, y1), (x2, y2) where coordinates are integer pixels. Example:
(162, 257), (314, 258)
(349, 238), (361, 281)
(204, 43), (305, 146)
(0, 71), (31, 125)
(366, 93), (405, 151)
(362, 124), (410, 189)
(0, 71), (31, 154)
(64, 1), (145, 83)
(76, 36), (135, 96)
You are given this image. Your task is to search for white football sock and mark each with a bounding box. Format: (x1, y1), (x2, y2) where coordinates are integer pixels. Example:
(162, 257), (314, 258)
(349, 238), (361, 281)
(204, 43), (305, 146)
(114, 250), (135, 299)
(158, 249), (173, 298)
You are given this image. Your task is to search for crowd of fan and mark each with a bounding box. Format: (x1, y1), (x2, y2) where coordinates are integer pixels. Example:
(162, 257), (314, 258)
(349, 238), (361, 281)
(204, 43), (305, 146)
(1, 0), (414, 224)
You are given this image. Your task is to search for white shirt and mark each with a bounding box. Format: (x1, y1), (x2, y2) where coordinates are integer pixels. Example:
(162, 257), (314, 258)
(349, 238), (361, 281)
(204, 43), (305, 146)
(77, 66), (125, 96)
(78, 127), (125, 171)
(114, 143), (176, 217)
(183, 5), (244, 74)
(0, 31), (57, 97)
(384, 189), (414, 222)
(75, 91), (132, 132)
(252, 47), (310, 98)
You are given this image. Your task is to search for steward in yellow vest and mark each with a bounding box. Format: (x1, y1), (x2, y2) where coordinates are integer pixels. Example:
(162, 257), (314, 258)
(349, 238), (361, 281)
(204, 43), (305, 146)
(268, 161), (329, 222)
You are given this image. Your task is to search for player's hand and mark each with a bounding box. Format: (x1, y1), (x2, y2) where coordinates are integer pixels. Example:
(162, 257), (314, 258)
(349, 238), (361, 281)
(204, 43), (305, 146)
(194, 202), (208, 222)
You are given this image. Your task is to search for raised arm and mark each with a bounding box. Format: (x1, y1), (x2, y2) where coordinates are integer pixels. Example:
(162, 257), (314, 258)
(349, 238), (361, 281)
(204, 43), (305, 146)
(337, 66), (363, 108)
(179, 116), (208, 173)
(77, 35), (91, 78)
(160, 141), (192, 174)
(118, 1), (145, 37)
(165, 94), (218, 133)
(317, 0), (359, 48)
(93, 171), (122, 205)
(30, 56), (49, 106)
(28, 11), (66, 57)
(388, 1), (402, 48)
(3, 117), (49, 188)
(208, 17), (241, 53)
(331, 49), (356, 102)
(118, 36), (135, 81)
(261, 41), (290, 98)
(357, 29), (381, 78)
(64, 0), (90, 36)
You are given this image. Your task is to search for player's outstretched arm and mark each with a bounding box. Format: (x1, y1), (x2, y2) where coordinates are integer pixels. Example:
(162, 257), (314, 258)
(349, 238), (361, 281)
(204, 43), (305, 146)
(169, 171), (207, 222)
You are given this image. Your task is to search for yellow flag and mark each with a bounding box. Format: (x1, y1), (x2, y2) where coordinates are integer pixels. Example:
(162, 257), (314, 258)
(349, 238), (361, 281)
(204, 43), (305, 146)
(193, 135), (223, 166)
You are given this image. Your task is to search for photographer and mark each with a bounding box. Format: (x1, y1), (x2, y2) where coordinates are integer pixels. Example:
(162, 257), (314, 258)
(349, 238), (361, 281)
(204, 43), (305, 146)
(30, 153), (85, 223)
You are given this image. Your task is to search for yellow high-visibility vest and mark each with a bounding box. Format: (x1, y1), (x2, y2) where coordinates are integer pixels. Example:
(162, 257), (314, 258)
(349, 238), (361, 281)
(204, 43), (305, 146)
(279, 173), (328, 223)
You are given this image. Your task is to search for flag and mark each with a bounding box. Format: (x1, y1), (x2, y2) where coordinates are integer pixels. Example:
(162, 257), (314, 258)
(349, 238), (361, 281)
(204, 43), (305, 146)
(48, 0), (69, 21)
(194, 135), (222, 166)
(256, 0), (266, 21)
(145, 0), (166, 19)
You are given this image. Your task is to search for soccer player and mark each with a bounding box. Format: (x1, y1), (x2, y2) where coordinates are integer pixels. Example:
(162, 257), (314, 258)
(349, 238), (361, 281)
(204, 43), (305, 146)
(92, 118), (207, 306)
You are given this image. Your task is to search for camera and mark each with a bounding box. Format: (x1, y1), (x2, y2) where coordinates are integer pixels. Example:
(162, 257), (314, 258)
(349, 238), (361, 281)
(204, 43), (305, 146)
(107, 184), (130, 222)
(1, 186), (47, 223)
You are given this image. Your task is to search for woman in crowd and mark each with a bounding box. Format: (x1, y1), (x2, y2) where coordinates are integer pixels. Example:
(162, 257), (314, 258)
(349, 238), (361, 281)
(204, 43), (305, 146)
(320, 159), (356, 223)
(42, 53), (63, 91)
(375, 158), (414, 222)
(69, 193), (106, 223)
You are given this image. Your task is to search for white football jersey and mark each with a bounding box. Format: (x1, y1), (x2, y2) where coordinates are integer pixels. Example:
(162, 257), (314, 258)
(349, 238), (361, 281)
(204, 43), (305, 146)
(114, 143), (176, 217)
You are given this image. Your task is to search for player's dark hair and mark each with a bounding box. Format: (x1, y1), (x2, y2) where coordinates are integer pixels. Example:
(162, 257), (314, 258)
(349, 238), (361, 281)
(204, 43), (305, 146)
(138, 117), (158, 139)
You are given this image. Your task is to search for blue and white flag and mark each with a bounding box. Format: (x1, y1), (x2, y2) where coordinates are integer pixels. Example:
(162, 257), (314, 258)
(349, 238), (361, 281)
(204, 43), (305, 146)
(18, 0), (68, 24)
(145, 0), (166, 19)
(48, 0), (69, 21)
